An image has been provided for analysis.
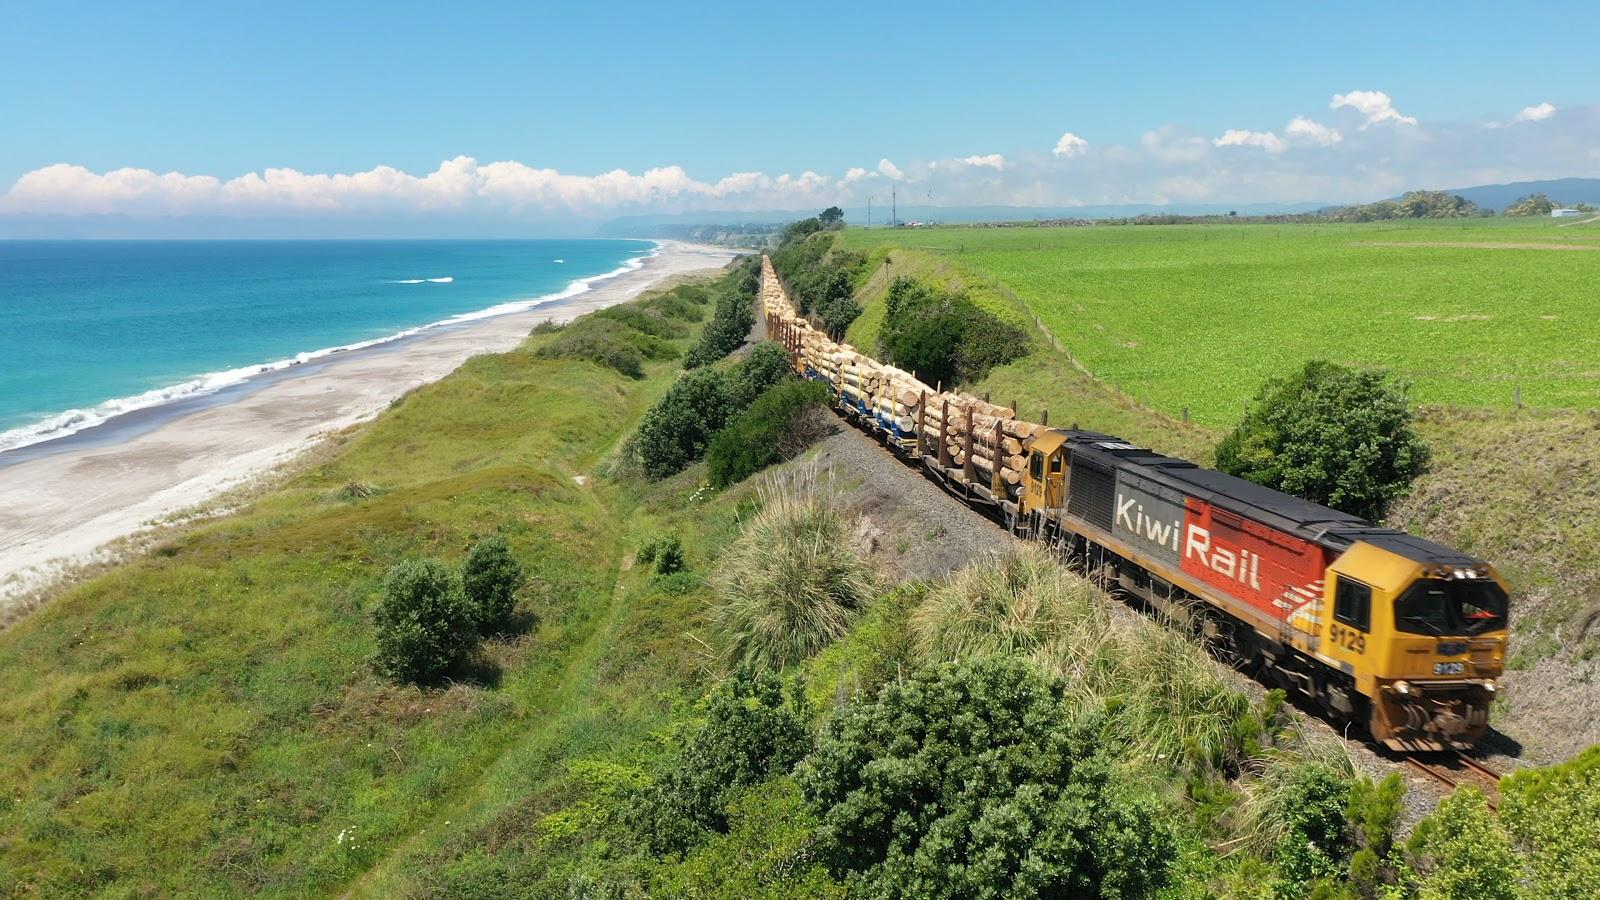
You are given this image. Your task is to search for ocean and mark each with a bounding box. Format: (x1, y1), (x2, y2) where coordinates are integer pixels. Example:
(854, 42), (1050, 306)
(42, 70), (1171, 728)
(0, 239), (654, 453)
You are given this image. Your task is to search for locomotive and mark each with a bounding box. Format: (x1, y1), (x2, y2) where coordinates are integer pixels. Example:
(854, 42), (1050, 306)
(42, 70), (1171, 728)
(762, 258), (1508, 751)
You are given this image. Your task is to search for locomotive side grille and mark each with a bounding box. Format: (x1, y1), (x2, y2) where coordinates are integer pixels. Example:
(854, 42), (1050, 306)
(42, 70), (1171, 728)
(1067, 458), (1116, 531)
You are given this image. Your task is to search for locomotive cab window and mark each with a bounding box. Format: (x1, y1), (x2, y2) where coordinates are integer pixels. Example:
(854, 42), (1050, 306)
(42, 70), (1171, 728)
(1394, 579), (1508, 637)
(1030, 452), (1044, 481)
(1048, 452), (1063, 474)
(1333, 577), (1371, 632)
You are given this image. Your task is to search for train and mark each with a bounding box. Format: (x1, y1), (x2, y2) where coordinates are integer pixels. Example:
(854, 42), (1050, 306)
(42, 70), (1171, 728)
(761, 256), (1508, 751)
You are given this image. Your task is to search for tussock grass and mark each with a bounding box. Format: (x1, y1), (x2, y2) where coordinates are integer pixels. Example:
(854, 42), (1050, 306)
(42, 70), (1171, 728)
(912, 545), (1104, 659)
(709, 468), (875, 671)
(911, 549), (1346, 777)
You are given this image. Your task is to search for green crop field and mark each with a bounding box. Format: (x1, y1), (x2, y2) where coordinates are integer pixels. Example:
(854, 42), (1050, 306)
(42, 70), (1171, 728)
(841, 218), (1600, 426)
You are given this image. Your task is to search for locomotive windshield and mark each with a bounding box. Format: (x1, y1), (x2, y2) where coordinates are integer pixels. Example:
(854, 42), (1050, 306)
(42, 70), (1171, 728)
(1393, 578), (1508, 636)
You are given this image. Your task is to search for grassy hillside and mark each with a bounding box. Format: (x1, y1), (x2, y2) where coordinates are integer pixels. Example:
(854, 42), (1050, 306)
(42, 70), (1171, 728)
(0, 275), (739, 896)
(844, 240), (1217, 463)
(841, 219), (1600, 425)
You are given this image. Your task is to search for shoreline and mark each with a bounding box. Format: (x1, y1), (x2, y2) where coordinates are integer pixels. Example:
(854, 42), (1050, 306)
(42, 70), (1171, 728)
(0, 239), (738, 617)
(0, 240), (660, 459)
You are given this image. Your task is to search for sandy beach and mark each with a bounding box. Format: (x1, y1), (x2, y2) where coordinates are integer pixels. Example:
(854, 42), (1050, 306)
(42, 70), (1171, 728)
(0, 240), (737, 617)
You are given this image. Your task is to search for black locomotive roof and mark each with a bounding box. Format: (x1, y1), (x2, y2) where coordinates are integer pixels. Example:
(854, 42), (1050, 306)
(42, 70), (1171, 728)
(1057, 429), (1482, 566)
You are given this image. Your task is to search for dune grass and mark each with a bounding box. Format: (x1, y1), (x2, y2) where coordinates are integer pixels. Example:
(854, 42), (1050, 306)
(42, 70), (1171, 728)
(0, 276), (739, 897)
(708, 469), (876, 671)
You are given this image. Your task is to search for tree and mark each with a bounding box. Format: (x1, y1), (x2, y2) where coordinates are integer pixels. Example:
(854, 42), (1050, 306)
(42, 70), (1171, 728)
(1215, 360), (1430, 520)
(797, 657), (1175, 899)
(1505, 193), (1556, 217)
(818, 206), (845, 227)
(373, 559), (480, 684)
(462, 536), (523, 634)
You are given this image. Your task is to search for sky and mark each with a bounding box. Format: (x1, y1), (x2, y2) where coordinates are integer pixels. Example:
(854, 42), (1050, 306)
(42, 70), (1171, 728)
(2, 0), (1598, 234)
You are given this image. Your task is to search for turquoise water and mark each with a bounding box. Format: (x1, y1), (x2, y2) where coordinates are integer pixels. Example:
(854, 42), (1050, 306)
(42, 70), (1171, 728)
(0, 239), (653, 451)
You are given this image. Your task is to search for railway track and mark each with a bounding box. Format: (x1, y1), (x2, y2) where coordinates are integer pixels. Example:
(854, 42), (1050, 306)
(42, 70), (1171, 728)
(1402, 751), (1504, 807)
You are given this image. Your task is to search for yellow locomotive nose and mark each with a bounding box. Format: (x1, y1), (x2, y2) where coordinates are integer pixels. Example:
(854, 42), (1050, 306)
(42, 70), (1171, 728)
(1328, 544), (1509, 751)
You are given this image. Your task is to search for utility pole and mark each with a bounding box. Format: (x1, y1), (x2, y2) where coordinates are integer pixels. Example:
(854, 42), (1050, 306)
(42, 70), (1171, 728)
(892, 185), (897, 227)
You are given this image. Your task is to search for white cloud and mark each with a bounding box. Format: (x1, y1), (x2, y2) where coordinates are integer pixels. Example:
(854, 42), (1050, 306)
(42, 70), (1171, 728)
(1213, 129), (1289, 154)
(1513, 102), (1556, 123)
(1331, 90), (1418, 128)
(1140, 125), (1210, 163)
(960, 153), (1006, 170)
(6, 99), (1597, 224)
(0, 157), (859, 217)
(1052, 132), (1088, 158)
(1284, 116), (1343, 146)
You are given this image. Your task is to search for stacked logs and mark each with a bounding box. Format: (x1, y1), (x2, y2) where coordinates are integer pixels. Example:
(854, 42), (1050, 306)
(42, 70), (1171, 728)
(760, 256), (1042, 494)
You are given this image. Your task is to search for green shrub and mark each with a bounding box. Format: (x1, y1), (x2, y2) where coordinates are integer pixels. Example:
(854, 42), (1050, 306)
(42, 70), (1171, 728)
(632, 670), (812, 855)
(462, 535), (523, 634)
(638, 534), (685, 576)
(1402, 787), (1521, 899)
(879, 276), (1025, 387)
(372, 559), (479, 684)
(641, 779), (842, 898)
(684, 276), (757, 369)
(726, 342), (792, 410)
(1345, 772), (1404, 892)
(634, 342), (804, 480)
(535, 318), (647, 378)
(640, 289), (706, 322)
(596, 304), (688, 339)
(1215, 360), (1429, 520)
(635, 368), (734, 478)
(1500, 745), (1600, 897)
(1268, 764), (1353, 893)
(709, 472), (874, 669)
(706, 380), (831, 488)
(796, 656), (1175, 899)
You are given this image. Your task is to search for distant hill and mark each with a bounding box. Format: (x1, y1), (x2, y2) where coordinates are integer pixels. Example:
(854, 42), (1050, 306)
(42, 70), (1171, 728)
(1410, 178), (1600, 212)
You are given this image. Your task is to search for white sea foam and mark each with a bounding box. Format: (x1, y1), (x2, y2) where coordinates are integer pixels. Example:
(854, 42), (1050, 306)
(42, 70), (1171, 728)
(553, 259), (565, 263)
(0, 242), (661, 455)
(392, 276), (453, 284)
